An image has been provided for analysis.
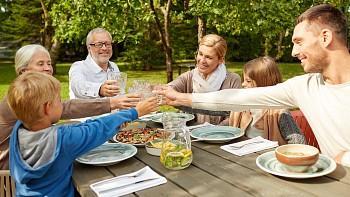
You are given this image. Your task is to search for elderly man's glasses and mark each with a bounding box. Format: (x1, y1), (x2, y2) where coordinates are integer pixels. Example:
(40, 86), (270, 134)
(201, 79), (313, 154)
(89, 42), (112, 48)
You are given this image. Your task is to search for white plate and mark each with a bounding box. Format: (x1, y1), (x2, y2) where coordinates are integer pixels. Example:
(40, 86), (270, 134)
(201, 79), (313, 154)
(139, 112), (195, 123)
(256, 151), (337, 179)
(76, 143), (137, 166)
(191, 126), (244, 143)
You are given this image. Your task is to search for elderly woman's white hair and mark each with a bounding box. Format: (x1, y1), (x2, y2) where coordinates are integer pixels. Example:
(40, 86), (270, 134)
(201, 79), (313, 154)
(15, 44), (50, 75)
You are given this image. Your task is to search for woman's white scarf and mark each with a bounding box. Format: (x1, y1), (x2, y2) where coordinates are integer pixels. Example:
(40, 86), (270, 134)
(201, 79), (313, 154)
(192, 64), (227, 93)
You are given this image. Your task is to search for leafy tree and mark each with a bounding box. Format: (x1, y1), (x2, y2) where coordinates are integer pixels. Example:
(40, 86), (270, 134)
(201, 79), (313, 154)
(0, 0), (60, 72)
(0, 0), (42, 45)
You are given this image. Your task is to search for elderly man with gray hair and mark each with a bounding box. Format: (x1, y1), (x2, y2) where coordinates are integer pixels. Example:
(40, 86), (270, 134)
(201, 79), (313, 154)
(0, 44), (141, 169)
(69, 27), (123, 99)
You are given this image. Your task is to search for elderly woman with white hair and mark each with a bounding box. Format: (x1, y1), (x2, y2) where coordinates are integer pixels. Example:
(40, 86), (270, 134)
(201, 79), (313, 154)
(169, 34), (241, 125)
(0, 44), (140, 170)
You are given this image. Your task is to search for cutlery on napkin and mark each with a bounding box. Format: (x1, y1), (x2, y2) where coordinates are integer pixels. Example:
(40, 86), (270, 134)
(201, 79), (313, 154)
(186, 122), (213, 130)
(90, 166), (167, 197)
(220, 136), (278, 156)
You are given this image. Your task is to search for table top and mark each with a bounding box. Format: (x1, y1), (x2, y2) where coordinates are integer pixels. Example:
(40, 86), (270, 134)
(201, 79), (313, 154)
(73, 137), (350, 197)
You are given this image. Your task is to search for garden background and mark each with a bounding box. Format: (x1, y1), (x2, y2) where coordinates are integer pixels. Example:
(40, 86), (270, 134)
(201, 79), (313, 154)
(0, 0), (349, 99)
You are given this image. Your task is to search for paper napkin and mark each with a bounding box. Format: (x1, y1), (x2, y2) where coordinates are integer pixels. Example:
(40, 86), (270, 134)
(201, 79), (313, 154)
(220, 136), (278, 156)
(90, 166), (167, 197)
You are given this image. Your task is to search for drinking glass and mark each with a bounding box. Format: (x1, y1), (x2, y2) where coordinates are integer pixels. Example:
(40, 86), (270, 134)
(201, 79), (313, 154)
(107, 71), (127, 95)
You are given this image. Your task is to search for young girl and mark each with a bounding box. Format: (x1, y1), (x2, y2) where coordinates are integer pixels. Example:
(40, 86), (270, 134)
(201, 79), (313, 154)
(229, 56), (306, 145)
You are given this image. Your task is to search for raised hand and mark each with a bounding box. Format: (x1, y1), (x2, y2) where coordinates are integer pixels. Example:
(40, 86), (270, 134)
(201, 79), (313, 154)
(153, 86), (192, 107)
(110, 93), (141, 110)
(135, 97), (159, 117)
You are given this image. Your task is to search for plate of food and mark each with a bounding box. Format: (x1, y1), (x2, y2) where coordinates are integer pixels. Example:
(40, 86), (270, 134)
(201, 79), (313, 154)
(190, 126), (244, 143)
(113, 128), (165, 146)
(76, 143), (137, 166)
(138, 112), (195, 123)
(256, 151), (337, 179)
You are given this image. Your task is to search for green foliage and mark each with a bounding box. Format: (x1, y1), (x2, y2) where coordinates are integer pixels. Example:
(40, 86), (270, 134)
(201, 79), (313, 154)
(1, 0), (350, 65)
(0, 0), (42, 44)
(51, 0), (152, 44)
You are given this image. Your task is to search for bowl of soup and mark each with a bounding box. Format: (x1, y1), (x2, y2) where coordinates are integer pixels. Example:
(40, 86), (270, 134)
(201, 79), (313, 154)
(275, 144), (319, 172)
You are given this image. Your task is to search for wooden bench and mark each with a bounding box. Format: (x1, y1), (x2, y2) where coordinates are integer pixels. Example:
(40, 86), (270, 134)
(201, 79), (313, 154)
(177, 64), (195, 75)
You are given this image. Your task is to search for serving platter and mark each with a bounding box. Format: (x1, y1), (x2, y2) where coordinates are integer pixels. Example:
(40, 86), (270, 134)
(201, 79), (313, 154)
(112, 128), (165, 146)
(76, 143), (137, 166)
(256, 151), (337, 179)
(190, 126), (244, 143)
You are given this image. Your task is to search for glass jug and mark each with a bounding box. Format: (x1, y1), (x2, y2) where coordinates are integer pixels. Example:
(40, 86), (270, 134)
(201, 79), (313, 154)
(160, 113), (192, 170)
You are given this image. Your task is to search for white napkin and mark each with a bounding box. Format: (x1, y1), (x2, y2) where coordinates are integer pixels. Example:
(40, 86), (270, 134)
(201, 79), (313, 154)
(90, 166), (167, 197)
(220, 136), (278, 156)
(186, 122), (213, 130)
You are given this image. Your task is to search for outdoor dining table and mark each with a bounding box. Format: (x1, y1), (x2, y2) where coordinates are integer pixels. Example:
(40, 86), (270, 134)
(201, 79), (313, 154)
(73, 133), (350, 197)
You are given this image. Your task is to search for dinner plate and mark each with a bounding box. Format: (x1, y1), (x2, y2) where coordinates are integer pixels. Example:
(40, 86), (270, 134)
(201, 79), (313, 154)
(139, 112), (195, 123)
(76, 143), (137, 166)
(190, 126), (244, 143)
(256, 151), (337, 179)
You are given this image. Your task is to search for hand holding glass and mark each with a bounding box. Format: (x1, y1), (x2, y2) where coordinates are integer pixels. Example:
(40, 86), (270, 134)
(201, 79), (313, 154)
(107, 71), (127, 95)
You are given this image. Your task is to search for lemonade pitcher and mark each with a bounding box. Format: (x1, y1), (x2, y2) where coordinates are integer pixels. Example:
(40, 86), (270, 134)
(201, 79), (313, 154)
(160, 113), (192, 170)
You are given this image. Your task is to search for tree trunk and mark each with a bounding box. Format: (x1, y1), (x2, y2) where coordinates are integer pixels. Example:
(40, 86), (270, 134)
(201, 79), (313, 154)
(197, 16), (206, 43)
(263, 37), (270, 56)
(40, 0), (59, 74)
(275, 31), (285, 60)
(49, 39), (61, 75)
(150, 0), (173, 82)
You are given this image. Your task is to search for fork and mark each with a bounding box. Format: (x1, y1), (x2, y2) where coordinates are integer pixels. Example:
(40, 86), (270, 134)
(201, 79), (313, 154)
(227, 141), (265, 150)
(92, 167), (148, 190)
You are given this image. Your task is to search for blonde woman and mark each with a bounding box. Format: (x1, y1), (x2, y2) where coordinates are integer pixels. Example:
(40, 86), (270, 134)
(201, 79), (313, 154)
(169, 34), (241, 124)
(229, 56), (306, 145)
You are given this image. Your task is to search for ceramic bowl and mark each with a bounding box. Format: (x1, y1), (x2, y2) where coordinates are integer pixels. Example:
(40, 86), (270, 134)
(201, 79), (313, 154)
(275, 144), (319, 172)
(145, 139), (163, 156)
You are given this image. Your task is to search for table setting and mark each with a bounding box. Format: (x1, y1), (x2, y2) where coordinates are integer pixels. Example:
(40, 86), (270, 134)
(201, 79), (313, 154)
(70, 86), (342, 196)
(73, 112), (347, 197)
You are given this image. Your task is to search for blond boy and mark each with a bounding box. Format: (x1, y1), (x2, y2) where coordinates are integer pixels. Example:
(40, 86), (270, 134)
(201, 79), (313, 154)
(7, 72), (158, 196)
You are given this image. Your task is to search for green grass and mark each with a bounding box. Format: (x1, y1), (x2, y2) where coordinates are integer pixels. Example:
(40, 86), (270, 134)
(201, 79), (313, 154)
(0, 61), (305, 100)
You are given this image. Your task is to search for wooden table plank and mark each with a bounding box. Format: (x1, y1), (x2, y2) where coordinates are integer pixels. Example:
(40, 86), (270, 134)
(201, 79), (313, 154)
(192, 142), (350, 196)
(191, 146), (316, 196)
(135, 148), (252, 197)
(73, 163), (114, 197)
(72, 135), (350, 197)
(107, 156), (192, 197)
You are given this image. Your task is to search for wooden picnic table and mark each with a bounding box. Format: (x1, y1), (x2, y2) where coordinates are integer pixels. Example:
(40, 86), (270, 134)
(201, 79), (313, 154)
(73, 136), (350, 197)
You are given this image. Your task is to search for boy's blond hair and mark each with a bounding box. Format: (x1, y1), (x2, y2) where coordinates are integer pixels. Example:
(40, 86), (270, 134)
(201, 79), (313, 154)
(7, 72), (61, 125)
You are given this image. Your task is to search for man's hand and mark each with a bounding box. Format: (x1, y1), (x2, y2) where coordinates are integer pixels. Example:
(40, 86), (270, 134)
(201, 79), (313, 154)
(153, 86), (192, 107)
(135, 97), (159, 117)
(99, 80), (120, 97)
(110, 93), (141, 110)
